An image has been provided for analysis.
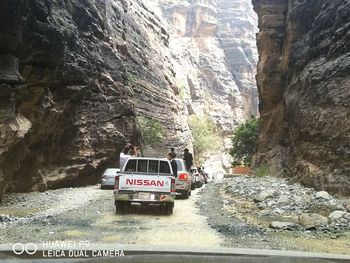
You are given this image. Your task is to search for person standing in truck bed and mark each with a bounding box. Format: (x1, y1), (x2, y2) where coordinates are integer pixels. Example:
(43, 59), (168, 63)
(183, 148), (193, 171)
(169, 147), (177, 158)
(167, 153), (178, 177)
(119, 143), (134, 169)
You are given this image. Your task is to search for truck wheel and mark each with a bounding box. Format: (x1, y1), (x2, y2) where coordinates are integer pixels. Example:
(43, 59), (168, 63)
(115, 206), (122, 213)
(166, 206), (173, 215)
(115, 201), (127, 214)
(191, 184), (195, 190)
(182, 191), (189, 199)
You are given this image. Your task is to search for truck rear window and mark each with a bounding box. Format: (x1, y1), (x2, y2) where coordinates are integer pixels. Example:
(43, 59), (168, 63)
(137, 160), (148, 173)
(123, 159), (172, 174)
(159, 161), (171, 174)
(124, 160), (136, 172)
(148, 160), (158, 173)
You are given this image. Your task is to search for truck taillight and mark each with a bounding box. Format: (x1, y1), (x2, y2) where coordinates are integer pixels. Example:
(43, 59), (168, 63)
(171, 178), (175, 193)
(114, 175), (119, 190)
(178, 173), (188, 181)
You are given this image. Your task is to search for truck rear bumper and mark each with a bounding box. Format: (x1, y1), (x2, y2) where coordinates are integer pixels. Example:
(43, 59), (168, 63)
(114, 192), (175, 204)
(115, 200), (174, 207)
(175, 182), (190, 191)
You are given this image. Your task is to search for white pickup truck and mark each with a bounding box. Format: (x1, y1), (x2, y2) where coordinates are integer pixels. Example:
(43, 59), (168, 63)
(114, 157), (176, 214)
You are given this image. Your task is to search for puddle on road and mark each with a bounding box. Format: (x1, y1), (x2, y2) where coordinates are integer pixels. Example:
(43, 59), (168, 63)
(94, 190), (223, 247)
(63, 230), (88, 238)
(0, 187), (222, 247)
(101, 235), (120, 242)
(94, 213), (119, 225)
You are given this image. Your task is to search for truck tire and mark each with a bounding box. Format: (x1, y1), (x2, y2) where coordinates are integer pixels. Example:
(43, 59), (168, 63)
(191, 183), (195, 190)
(182, 191), (189, 199)
(115, 206), (122, 213)
(166, 205), (173, 215)
(115, 201), (128, 214)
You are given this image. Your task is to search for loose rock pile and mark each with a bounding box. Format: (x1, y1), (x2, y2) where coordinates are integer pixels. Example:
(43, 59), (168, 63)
(221, 176), (350, 231)
(0, 186), (103, 228)
(0, 215), (18, 224)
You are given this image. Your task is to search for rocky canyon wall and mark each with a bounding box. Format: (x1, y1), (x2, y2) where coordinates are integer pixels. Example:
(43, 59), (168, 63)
(156, 0), (258, 133)
(0, 0), (259, 199)
(0, 0), (192, 199)
(253, 0), (350, 194)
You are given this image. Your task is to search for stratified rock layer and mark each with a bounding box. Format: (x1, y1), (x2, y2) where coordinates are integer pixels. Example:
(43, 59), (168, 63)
(0, 0), (191, 198)
(158, 0), (258, 133)
(0, 0), (258, 198)
(252, 0), (350, 195)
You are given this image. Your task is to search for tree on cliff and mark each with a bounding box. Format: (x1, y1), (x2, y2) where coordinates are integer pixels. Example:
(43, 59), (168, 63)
(230, 117), (259, 166)
(138, 116), (165, 147)
(189, 115), (221, 164)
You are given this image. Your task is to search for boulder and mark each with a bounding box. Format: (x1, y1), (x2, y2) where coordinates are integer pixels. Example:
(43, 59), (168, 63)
(345, 201), (350, 213)
(254, 190), (276, 202)
(328, 211), (347, 222)
(272, 208), (284, 215)
(277, 195), (289, 204)
(315, 191), (332, 200)
(298, 213), (328, 229)
(257, 202), (267, 210)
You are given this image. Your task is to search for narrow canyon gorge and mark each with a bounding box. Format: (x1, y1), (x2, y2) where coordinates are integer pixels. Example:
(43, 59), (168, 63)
(0, 0), (349, 199)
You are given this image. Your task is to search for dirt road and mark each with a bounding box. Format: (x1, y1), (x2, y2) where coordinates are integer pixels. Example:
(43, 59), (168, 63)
(0, 180), (349, 255)
(0, 186), (222, 247)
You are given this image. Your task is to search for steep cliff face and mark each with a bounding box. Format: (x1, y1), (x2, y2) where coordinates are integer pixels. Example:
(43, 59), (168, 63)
(158, 0), (258, 133)
(253, 0), (350, 194)
(0, 0), (191, 199)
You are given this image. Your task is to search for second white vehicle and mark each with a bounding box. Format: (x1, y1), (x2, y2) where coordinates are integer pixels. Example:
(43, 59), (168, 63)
(101, 168), (120, 189)
(174, 159), (191, 199)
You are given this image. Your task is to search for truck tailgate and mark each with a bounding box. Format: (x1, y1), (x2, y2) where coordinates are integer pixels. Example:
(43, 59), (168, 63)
(118, 174), (172, 193)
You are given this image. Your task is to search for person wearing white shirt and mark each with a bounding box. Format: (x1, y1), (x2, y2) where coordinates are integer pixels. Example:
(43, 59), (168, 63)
(119, 143), (132, 169)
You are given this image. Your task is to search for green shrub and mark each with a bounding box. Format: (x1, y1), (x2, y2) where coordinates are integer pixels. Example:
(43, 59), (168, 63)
(230, 117), (259, 166)
(127, 73), (136, 88)
(138, 116), (165, 146)
(188, 115), (221, 164)
(254, 164), (271, 177)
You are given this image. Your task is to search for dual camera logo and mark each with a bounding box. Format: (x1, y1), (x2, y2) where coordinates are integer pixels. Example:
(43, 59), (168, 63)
(12, 243), (37, 255)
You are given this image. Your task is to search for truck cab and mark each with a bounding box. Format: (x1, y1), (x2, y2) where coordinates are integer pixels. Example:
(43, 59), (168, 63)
(114, 157), (176, 214)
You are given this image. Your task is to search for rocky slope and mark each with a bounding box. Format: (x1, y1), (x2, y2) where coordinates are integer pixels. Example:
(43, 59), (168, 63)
(0, 0), (192, 199)
(199, 178), (350, 253)
(252, 0), (350, 195)
(157, 0), (258, 133)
